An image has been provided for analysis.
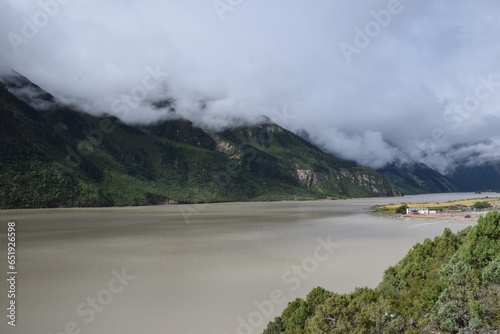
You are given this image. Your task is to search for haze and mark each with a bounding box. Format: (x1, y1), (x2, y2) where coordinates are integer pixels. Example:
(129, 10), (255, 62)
(1, 0), (500, 172)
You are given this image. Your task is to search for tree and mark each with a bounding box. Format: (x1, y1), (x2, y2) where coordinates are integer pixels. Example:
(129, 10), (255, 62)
(476, 255), (500, 328)
(263, 211), (500, 334)
(263, 317), (285, 334)
(473, 201), (492, 210)
(458, 211), (500, 268)
(396, 204), (409, 214)
(305, 288), (378, 333)
(280, 298), (313, 334)
(427, 255), (482, 332)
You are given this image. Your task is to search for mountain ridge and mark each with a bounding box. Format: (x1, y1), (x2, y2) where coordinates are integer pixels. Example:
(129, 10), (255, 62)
(296, 129), (461, 195)
(378, 160), (460, 195)
(0, 73), (403, 209)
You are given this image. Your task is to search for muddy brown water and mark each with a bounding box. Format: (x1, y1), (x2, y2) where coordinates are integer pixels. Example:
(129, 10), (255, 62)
(0, 192), (492, 334)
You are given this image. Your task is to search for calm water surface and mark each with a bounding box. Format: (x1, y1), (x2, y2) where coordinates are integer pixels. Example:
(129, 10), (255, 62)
(0, 192), (493, 334)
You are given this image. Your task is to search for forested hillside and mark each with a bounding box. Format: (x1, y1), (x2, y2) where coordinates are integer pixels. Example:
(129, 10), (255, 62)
(0, 74), (397, 209)
(264, 211), (500, 334)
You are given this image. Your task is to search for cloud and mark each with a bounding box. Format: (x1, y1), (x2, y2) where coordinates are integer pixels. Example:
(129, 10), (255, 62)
(1, 0), (500, 172)
(0, 71), (58, 110)
(309, 129), (405, 169)
(418, 139), (500, 175)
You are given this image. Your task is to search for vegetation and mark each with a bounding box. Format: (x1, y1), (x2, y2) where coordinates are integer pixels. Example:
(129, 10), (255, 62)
(0, 77), (397, 209)
(264, 211), (500, 333)
(376, 198), (500, 213)
(473, 201), (493, 210)
(395, 204), (408, 214)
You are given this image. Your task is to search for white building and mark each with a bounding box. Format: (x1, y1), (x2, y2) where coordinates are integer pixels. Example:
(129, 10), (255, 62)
(406, 208), (429, 215)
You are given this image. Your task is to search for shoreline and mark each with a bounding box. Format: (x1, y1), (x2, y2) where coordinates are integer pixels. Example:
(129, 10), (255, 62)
(399, 214), (477, 221)
(1, 191), (498, 212)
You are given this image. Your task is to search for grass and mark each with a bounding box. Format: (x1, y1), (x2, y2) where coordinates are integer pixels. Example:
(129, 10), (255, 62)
(374, 197), (500, 213)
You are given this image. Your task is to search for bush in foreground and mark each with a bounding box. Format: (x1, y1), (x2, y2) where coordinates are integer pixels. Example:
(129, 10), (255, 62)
(264, 211), (500, 333)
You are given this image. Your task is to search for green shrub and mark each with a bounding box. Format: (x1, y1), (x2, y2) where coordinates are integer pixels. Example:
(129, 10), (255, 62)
(264, 211), (500, 334)
(395, 204), (408, 214)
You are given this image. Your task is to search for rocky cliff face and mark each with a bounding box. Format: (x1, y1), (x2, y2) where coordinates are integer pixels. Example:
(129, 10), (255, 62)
(213, 123), (399, 198)
(296, 169), (322, 188)
(294, 168), (397, 197)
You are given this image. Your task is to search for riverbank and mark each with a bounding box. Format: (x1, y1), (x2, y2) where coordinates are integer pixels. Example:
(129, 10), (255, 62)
(399, 214), (477, 221)
(373, 196), (500, 212)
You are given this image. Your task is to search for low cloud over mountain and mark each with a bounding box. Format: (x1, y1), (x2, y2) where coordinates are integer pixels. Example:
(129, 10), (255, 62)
(2, 0), (500, 172)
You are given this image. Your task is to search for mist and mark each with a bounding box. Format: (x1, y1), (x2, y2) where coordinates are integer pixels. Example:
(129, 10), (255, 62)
(1, 0), (500, 173)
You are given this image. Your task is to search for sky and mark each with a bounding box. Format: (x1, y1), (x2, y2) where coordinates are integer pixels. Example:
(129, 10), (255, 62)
(1, 0), (500, 173)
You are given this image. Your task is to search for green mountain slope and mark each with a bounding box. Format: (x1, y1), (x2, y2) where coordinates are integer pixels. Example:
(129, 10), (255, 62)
(0, 74), (398, 209)
(378, 161), (460, 195)
(264, 211), (500, 334)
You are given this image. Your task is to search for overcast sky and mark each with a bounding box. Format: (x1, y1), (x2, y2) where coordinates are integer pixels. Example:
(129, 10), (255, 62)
(1, 0), (500, 173)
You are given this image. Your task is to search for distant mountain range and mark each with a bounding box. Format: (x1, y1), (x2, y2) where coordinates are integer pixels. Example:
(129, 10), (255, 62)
(296, 130), (461, 195)
(0, 72), (471, 209)
(448, 161), (500, 192)
(378, 161), (460, 194)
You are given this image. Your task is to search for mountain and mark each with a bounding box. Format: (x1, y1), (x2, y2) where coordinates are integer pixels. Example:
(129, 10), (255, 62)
(0, 73), (400, 209)
(448, 161), (500, 192)
(297, 129), (461, 195)
(378, 160), (460, 195)
(440, 142), (500, 192)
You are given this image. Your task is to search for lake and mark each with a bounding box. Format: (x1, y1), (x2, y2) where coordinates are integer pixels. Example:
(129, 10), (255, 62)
(0, 192), (492, 334)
